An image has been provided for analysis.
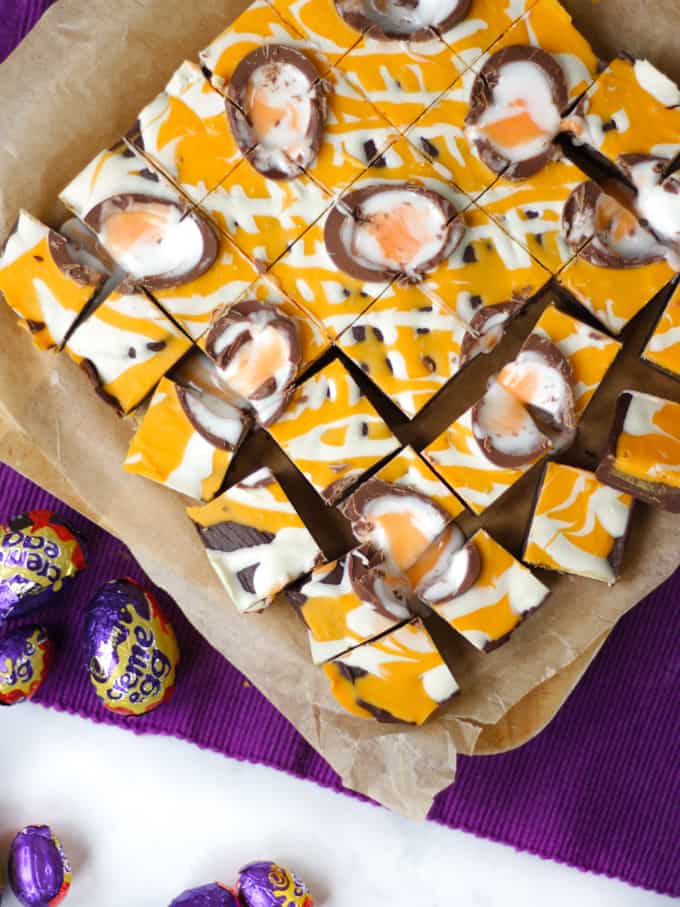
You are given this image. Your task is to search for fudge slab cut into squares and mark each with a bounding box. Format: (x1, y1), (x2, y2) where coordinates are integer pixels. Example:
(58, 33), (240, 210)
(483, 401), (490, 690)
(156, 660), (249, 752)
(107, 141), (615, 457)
(499, 302), (622, 423)
(642, 282), (680, 381)
(267, 357), (400, 504)
(287, 545), (412, 664)
(476, 156), (591, 274)
(0, 210), (105, 350)
(199, 0), (332, 94)
(334, 26), (462, 131)
(267, 0), (362, 66)
(414, 203), (551, 328)
(423, 380), (552, 515)
(407, 67), (500, 200)
(524, 462), (634, 585)
(408, 527), (550, 651)
(596, 391), (680, 513)
(64, 286), (192, 415)
(557, 243), (675, 336)
(486, 0), (600, 105)
(130, 60), (244, 204)
(336, 283), (472, 418)
(565, 56), (680, 166)
(124, 377), (251, 502)
(188, 466), (325, 613)
(198, 158), (331, 269)
(323, 618), (459, 724)
(440, 0), (539, 68)
(341, 445), (465, 572)
(59, 140), (251, 340)
(200, 276), (332, 427)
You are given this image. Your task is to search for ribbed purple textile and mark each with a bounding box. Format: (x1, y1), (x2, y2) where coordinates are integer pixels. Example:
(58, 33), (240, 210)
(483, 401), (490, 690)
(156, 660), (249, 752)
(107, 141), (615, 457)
(2, 3), (680, 896)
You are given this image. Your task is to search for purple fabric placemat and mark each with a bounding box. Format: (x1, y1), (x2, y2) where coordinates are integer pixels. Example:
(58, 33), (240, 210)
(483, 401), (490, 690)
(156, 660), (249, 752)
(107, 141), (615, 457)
(2, 2), (680, 897)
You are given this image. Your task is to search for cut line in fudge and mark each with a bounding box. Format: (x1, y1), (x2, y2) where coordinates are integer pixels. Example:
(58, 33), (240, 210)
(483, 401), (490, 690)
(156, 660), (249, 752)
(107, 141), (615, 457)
(641, 278), (680, 381)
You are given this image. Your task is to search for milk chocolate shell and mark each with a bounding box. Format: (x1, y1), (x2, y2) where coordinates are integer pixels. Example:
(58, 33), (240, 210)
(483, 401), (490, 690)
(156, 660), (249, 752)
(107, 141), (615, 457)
(324, 183), (463, 282)
(342, 479), (453, 571)
(410, 530), (481, 606)
(471, 379), (551, 468)
(334, 0), (471, 42)
(562, 179), (666, 267)
(618, 153), (680, 255)
(227, 45), (326, 180)
(460, 300), (525, 365)
(85, 192), (219, 288)
(497, 334), (576, 432)
(466, 45), (568, 179)
(204, 300), (301, 426)
(177, 384), (252, 450)
(346, 545), (413, 619)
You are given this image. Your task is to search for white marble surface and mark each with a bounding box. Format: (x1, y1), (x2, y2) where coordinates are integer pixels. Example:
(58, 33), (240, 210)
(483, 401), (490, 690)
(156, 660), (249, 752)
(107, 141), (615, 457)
(1, 706), (674, 907)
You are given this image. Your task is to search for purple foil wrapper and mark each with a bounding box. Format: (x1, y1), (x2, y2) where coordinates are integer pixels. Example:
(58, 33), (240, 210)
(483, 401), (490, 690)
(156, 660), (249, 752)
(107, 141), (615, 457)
(168, 882), (239, 907)
(8, 825), (72, 907)
(238, 862), (314, 907)
(0, 625), (53, 706)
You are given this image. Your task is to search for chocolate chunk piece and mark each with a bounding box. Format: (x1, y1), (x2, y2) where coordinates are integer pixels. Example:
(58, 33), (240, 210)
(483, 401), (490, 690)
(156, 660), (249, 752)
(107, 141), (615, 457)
(324, 182), (463, 282)
(466, 45), (568, 179)
(227, 44), (327, 181)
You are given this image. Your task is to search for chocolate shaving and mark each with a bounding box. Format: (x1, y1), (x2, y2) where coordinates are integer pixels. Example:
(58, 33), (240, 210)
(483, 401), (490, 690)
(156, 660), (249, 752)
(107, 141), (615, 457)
(199, 520), (275, 552)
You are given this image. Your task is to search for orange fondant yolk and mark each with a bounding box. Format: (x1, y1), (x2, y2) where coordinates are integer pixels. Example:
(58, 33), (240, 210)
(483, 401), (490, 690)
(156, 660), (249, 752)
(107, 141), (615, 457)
(228, 326), (289, 397)
(595, 195), (638, 242)
(375, 509), (431, 572)
(246, 77), (305, 156)
(364, 204), (436, 267)
(483, 392), (530, 436)
(497, 361), (541, 404)
(103, 206), (172, 256)
(480, 102), (546, 149)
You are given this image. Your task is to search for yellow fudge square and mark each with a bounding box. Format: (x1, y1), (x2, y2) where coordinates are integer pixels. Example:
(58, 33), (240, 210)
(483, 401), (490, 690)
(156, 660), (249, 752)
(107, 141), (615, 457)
(124, 377), (250, 501)
(303, 68), (396, 196)
(131, 61), (243, 204)
(487, 0), (600, 104)
(557, 248), (674, 335)
(267, 357), (400, 503)
(423, 388), (551, 515)
(199, 0), (331, 94)
(188, 466), (324, 612)
(150, 232), (264, 341)
(287, 546), (411, 664)
(642, 283), (680, 380)
(64, 287), (192, 414)
(267, 213), (391, 339)
(268, 0), (363, 65)
(323, 619), (459, 724)
(0, 210), (105, 351)
(408, 527), (550, 650)
(335, 29), (461, 130)
(407, 66), (499, 199)
(198, 160), (331, 268)
(415, 204), (550, 326)
(442, 0), (539, 68)
(337, 284), (471, 417)
(524, 462), (634, 584)
(567, 56), (680, 165)
(476, 156), (591, 274)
